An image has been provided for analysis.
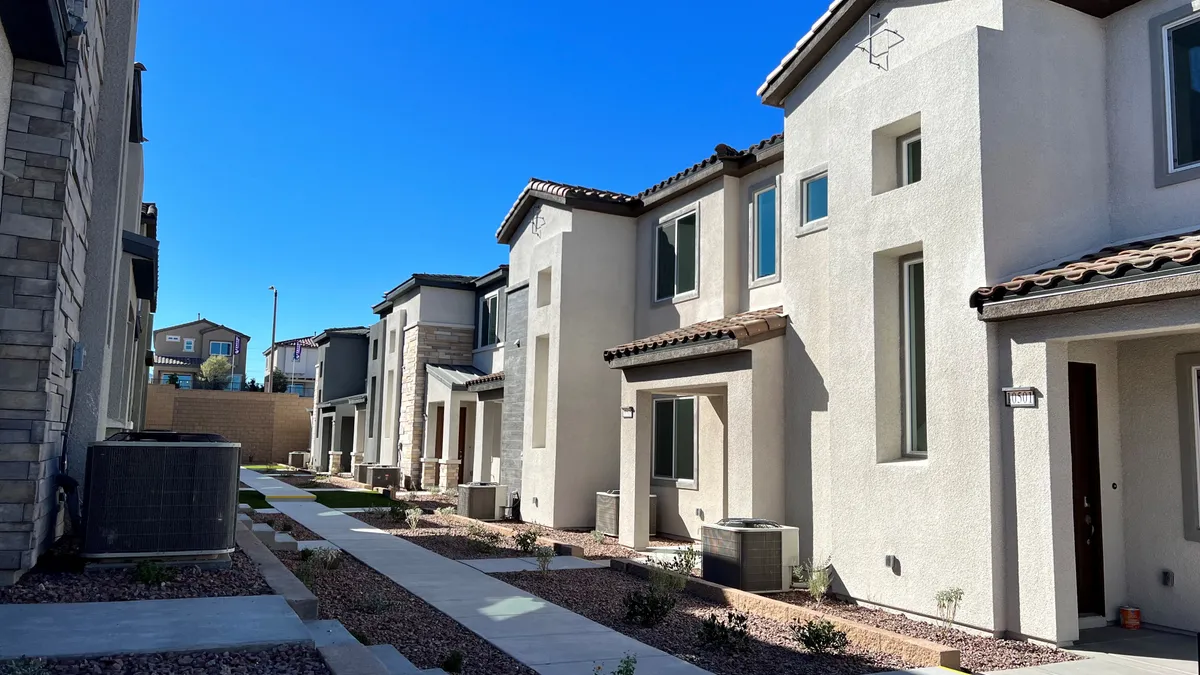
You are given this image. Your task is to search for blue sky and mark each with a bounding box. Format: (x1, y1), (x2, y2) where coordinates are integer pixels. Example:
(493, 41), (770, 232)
(138, 1), (822, 379)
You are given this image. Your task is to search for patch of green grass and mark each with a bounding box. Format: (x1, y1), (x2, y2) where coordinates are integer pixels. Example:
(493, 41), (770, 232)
(242, 463), (295, 473)
(239, 489), (270, 509)
(313, 490), (396, 508)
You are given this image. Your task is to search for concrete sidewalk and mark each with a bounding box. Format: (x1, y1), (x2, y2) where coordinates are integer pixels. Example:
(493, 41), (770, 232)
(240, 467), (316, 500)
(991, 627), (1197, 675)
(268, 496), (712, 675)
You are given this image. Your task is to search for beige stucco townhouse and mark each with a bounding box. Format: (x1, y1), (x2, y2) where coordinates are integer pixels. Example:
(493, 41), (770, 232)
(754, 0), (1200, 647)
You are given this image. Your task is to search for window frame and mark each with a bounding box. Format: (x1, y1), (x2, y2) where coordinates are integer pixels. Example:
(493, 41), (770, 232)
(651, 395), (699, 488)
(476, 290), (502, 349)
(899, 131), (922, 187)
(750, 178), (781, 286)
(653, 207), (700, 304)
(209, 341), (232, 357)
(1152, 7), (1200, 187)
(801, 171), (829, 228)
(1174, 354), (1200, 543)
(901, 255), (927, 457)
(183, 338), (195, 353)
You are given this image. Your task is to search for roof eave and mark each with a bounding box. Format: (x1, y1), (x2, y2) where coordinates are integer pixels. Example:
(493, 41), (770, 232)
(758, 0), (871, 108)
(977, 268), (1200, 322)
(605, 329), (785, 370)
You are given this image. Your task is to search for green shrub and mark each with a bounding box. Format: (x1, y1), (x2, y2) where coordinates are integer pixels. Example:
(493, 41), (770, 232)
(795, 556), (833, 604)
(132, 560), (177, 585)
(590, 529), (607, 544)
(622, 586), (677, 627)
(440, 650), (464, 673)
(1, 657), (48, 675)
(697, 610), (750, 651)
(657, 546), (699, 578)
(404, 508), (423, 529)
(593, 654), (637, 675)
(792, 618), (848, 655)
(466, 523), (502, 552)
(935, 587), (964, 630)
(305, 547), (342, 570)
(514, 527), (541, 554)
(356, 594), (390, 614)
(534, 545), (555, 572)
(436, 506), (456, 516)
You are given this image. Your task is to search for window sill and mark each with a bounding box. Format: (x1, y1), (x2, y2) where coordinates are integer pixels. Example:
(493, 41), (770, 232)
(796, 220), (829, 239)
(749, 274), (781, 291)
(652, 477), (698, 491)
(473, 342), (503, 355)
(653, 291), (699, 306)
(878, 454), (928, 466)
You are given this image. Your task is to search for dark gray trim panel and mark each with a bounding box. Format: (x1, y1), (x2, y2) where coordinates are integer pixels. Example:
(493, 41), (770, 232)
(1175, 353), (1200, 543)
(1151, 4), (1200, 188)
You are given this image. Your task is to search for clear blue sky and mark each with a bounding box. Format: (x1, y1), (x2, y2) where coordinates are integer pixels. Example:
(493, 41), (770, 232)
(138, 1), (822, 379)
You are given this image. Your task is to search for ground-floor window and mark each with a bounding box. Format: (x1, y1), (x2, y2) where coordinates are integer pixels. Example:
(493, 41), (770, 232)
(159, 373), (193, 389)
(653, 396), (696, 483)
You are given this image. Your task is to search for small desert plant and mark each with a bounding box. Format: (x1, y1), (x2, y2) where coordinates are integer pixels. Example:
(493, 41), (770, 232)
(795, 556), (833, 604)
(697, 610), (750, 651)
(514, 527), (541, 554)
(622, 585), (677, 627)
(935, 587), (964, 630)
(440, 649), (464, 673)
(466, 523), (502, 552)
(590, 529), (607, 544)
(278, 519), (293, 532)
(593, 654), (637, 675)
(436, 506), (456, 516)
(404, 507), (423, 529)
(429, 485), (443, 495)
(534, 545), (555, 572)
(1, 657), (49, 675)
(133, 560), (177, 585)
(362, 505), (389, 519)
(792, 618), (848, 655)
(356, 594), (390, 614)
(658, 546), (700, 577)
(305, 547), (342, 570)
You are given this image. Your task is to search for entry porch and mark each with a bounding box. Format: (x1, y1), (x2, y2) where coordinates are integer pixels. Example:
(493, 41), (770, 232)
(420, 364), (504, 490)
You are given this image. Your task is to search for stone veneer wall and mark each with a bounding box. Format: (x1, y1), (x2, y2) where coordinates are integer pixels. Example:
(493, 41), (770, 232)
(396, 323), (474, 488)
(499, 286), (527, 496)
(0, 15), (107, 584)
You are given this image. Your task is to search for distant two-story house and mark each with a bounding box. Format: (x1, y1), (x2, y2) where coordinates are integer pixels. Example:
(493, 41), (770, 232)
(495, 137), (784, 532)
(310, 327), (369, 472)
(263, 336), (319, 396)
(152, 319), (251, 389)
(746, 0), (1200, 646)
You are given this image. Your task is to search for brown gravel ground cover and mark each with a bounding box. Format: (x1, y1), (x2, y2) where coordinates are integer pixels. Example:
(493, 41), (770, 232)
(354, 513), (528, 560)
(495, 568), (912, 675)
(2, 645), (330, 674)
(775, 591), (1079, 673)
(506, 522), (685, 560)
(277, 551), (534, 675)
(250, 512), (322, 541)
(0, 539), (270, 604)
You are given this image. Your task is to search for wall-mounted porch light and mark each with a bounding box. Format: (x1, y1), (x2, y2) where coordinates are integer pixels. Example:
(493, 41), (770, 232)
(621, 406), (635, 419)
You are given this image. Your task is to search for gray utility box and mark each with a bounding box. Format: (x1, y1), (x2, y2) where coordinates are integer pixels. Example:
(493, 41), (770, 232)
(701, 518), (800, 593)
(458, 482), (507, 520)
(595, 490), (657, 537)
(288, 451), (310, 469)
(365, 466), (400, 489)
(354, 463), (375, 484)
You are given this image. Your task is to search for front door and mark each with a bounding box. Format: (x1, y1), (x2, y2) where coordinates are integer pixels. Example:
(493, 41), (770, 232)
(1068, 362), (1105, 616)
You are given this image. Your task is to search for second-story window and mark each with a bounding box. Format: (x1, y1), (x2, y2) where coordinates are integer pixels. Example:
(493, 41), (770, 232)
(655, 212), (698, 302)
(802, 173), (828, 225)
(752, 185), (778, 281)
(477, 291), (500, 348)
(210, 341), (232, 357)
(900, 132), (922, 186)
(1166, 14), (1200, 172)
(183, 338), (195, 353)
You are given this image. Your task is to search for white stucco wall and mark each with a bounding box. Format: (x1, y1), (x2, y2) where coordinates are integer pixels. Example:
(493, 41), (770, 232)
(416, 286), (476, 326)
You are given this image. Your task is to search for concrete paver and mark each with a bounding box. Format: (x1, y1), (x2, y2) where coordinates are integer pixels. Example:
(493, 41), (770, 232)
(461, 558), (539, 573)
(0, 595), (309, 660)
(986, 628), (1196, 675)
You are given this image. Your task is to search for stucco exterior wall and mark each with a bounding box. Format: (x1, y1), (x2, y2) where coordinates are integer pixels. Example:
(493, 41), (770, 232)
(500, 284), (527, 495)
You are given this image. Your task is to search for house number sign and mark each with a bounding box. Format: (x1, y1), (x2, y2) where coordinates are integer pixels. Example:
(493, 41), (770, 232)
(1003, 387), (1038, 408)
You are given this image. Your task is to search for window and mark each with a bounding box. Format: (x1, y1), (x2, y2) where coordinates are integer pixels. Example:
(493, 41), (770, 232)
(372, 339), (379, 360)
(477, 291), (500, 348)
(209, 341), (232, 357)
(1166, 14), (1200, 173)
(752, 185), (778, 281)
(902, 257), (927, 456)
(165, 335), (180, 342)
(286, 383), (305, 395)
(183, 338), (194, 352)
(900, 132), (922, 186)
(654, 211), (698, 301)
(368, 376), (377, 437)
(653, 397), (697, 483)
(389, 330), (397, 353)
(802, 173), (828, 225)
(168, 374), (193, 389)
(1175, 354), (1200, 543)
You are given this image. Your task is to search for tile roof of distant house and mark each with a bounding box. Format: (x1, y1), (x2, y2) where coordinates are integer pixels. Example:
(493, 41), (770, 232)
(314, 326), (369, 344)
(153, 354), (203, 368)
(970, 229), (1200, 309)
(374, 268), (509, 315)
(262, 336), (319, 355)
(153, 318), (249, 338)
(638, 134), (784, 200)
(603, 306), (787, 363)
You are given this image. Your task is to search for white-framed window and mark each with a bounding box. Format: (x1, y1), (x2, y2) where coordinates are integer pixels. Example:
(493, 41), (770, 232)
(1164, 13), (1200, 173)
(902, 256), (927, 456)
(652, 396), (697, 484)
(477, 291), (500, 348)
(654, 211), (698, 302)
(802, 173), (829, 225)
(183, 338), (195, 353)
(751, 184), (779, 281)
(209, 341), (232, 357)
(165, 335), (180, 342)
(900, 132), (922, 186)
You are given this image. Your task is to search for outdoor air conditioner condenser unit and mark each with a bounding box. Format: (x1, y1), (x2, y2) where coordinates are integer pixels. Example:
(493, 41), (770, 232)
(595, 490), (657, 537)
(701, 518), (800, 593)
(457, 482), (508, 520)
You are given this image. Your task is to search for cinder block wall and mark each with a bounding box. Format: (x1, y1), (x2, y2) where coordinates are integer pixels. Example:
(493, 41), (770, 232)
(145, 384), (312, 464)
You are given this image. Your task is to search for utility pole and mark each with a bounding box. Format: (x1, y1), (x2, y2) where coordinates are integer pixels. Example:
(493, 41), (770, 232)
(266, 286), (278, 393)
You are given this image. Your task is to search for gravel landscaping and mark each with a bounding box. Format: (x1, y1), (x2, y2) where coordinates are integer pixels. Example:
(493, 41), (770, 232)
(494, 568), (912, 675)
(0, 540), (270, 604)
(505, 522), (686, 560)
(775, 591), (1079, 673)
(354, 513), (527, 560)
(2, 644), (330, 674)
(276, 551), (534, 675)
(250, 512), (321, 541)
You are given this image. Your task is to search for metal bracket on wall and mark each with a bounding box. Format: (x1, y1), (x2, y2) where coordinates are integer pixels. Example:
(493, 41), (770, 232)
(856, 12), (905, 71)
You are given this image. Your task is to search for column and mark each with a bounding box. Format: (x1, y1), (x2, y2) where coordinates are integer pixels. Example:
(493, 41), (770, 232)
(438, 392), (463, 489)
(618, 388), (652, 549)
(473, 399), (491, 482)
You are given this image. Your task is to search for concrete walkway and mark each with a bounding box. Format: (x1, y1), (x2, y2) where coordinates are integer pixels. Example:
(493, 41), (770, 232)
(990, 627), (1197, 675)
(0, 595), (309, 660)
(240, 467), (316, 500)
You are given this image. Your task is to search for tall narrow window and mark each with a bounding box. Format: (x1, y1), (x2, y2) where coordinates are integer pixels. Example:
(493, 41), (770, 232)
(902, 257), (927, 456)
(532, 335), (549, 448)
(900, 132), (922, 186)
(477, 292), (500, 348)
(385, 369), (395, 435)
(368, 376), (377, 438)
(1167, 15), (1200, 171)
(752, 186), (778, 280)
(803, 173), (828, 225)
(372, 339), (379, 360)
(652, 397), (697, 483)
(655, 212), (698, 301)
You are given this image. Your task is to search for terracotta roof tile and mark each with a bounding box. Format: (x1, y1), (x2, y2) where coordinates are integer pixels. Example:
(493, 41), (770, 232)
(638, 134), (784, 200)
(970, 230), (1200, 308)
(154, 354), (202, 368)
(465, 371), (504, 386)
(603, 307), (787, 361)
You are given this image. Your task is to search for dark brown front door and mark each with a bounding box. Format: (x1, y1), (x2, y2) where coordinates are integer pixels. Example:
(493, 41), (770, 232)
(433, 405), (445, 485)
(1068, 362), (1105, 616)
(457, 407), (468, 467)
